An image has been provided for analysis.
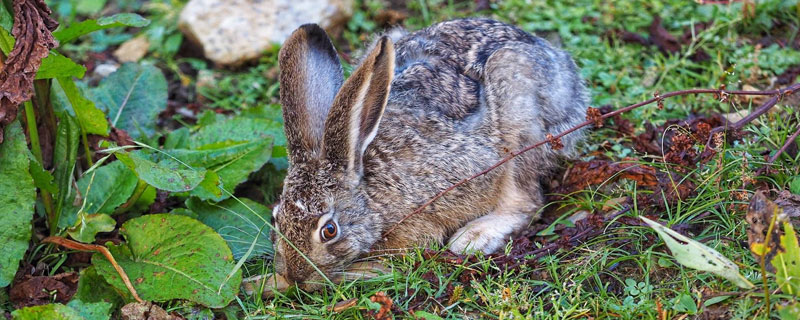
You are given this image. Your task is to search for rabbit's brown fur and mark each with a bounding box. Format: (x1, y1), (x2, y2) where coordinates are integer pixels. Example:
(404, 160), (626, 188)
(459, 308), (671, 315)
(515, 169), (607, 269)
(272, 18), (588, 288)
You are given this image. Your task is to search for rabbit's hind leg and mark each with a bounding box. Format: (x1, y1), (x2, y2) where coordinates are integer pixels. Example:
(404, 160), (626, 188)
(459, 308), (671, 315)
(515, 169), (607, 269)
(447, 170), (542, 254)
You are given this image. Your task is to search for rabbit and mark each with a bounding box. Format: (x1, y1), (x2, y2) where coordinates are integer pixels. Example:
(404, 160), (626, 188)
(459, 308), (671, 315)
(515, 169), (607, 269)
(270, 18), (588, 290)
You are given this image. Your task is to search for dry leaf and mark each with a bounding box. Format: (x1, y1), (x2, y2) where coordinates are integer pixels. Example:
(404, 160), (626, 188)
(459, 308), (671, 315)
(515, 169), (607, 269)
(0, 0), (58, 143)
(331, 298), (358, 313)
(121, 301), (183, 320)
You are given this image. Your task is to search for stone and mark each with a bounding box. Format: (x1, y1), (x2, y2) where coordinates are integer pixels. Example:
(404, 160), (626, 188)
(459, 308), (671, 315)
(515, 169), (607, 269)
(178, 0), (353, 66)
(114, 35), (150, 63)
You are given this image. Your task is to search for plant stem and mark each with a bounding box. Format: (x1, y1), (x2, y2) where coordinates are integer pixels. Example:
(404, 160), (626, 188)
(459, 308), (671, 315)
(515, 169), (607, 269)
(116, 179), (148, 213)
(24, 101), (55, 220)
(81, 131), (93, 167)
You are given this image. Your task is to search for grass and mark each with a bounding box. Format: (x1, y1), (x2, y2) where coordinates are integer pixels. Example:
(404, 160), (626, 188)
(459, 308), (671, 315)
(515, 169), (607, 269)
(239, 0), (800, 318)
(38, 0), (800, 318)
(217, 0), (800, 318)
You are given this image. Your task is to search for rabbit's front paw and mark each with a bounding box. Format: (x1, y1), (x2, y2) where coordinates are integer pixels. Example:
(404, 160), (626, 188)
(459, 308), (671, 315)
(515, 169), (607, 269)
(447, 213), (528, 254)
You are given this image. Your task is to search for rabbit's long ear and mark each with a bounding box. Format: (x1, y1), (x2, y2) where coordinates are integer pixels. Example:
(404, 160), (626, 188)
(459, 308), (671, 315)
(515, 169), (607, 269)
(323, 36), (394, 178)
(279, 24), (344, 161)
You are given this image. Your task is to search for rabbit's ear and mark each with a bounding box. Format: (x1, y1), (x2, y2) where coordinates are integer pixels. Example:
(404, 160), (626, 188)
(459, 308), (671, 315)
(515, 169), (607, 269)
(279, 24), (344, 161)
(323, 36), (394, 178)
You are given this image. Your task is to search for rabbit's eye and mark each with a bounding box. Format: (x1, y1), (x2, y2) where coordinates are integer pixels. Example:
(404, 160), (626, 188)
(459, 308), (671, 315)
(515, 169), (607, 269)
(320, 220), (338, 242)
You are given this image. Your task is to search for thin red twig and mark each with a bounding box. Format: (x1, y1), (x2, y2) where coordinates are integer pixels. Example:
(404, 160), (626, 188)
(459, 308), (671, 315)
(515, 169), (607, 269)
(43, 236), (144, 303)
(768, 125), (800, 163)
(382, 83), (800, 239)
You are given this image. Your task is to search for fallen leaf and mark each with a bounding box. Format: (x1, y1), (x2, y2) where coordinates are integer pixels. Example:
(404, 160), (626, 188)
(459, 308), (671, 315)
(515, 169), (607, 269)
(331, 298), (358, 313)
(0, 0), (58, 142)
(641, 216), (754, 289)
(121, 301), (183, 320)
(775, 190), (800, 225)
(9, 273), (78, 308)
(113, 35), (150, 63)
(649, 15), (681, 54)
(746, 192), (784, 267)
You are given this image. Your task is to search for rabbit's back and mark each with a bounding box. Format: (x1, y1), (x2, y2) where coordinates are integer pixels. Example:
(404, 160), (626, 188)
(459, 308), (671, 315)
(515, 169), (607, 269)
(390, 18), (553, 119)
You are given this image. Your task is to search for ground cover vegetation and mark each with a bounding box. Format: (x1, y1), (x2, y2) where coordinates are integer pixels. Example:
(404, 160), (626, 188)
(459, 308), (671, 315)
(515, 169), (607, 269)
(0, 0), (799, 318)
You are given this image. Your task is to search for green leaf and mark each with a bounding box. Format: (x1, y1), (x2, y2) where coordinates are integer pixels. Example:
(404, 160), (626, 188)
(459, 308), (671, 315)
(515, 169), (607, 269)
(0, 2), (11, 32)
(65, 300), (112, 320)
(640, 216), (755, 289)
(117, 150), (206, 193)
(0, 122), (36, 287)
(774, 221), (800, 297)
(28, 152), (58, 193)
(72, 266), (125, 308)
(53, 13), (150, 44)
(53, 114), (80, 230)
(0, 27), (13, 55)
(790, 176), (800, 195)
(184, 197), (273, 259)
(191, 117), (285, 149)
(68, 212), (116, 243)
(56, 77), (108, 136)
(88, 63), (167, 138)
(11, 304), (83, 320)
(76, 161), (138, 215)
(93, 214), (241, 308)
(75, 0), (108, 15)
(779, 302), (800, 320)
(36, 52), (87, 80)
(413, 311), (444, 320)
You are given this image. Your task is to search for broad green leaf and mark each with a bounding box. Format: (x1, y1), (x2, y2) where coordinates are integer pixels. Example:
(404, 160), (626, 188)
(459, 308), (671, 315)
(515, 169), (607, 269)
(93, 214), (241, 308)
(11, 304), (83, 320)
(53, 13), (149, 44)
(0, 122), (35, 287)
(66, 300), (112, 320)
(75, 161), (138, 215)
(0, 25), (14, 55)
(117, 150), (206, 193)
(163, 127), (190, 149)
(36, 52), (86, 80)
(790, 176), (800, 195)
(774, 221), (800, 297)
(27, 152), (58, 193)
(184, 197), (273, 259)
(53, 114), (80, 230)
(89, 63), (167, 138)
(0, 2), (11, 32)
(189, 170), (223, 200)
(75, 0), (108, 15)
(640, 216), (755, 289)
(56, 77), (108, 136)
(68, 212), (116, 243)
(191, 117), (285, 149)
(72, 266), (125, 308)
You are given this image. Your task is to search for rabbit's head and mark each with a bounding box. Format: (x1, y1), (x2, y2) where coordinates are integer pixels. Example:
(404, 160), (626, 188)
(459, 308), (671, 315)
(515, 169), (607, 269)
(271, 24), (394, 289)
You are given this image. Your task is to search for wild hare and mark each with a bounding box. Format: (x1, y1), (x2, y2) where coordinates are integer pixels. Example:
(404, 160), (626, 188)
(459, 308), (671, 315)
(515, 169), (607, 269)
(269, 18), (588, 290)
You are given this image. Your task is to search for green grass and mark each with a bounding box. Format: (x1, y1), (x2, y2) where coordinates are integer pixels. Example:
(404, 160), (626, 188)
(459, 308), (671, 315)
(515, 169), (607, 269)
(37, 0), (800, 318)
(228, 0), (800, 318)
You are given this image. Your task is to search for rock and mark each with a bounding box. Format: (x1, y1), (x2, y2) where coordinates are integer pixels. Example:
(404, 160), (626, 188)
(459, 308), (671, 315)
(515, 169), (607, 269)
(178, 0), (353, 66)
(114, 35), (150, 63)
(94, 63), (120, 78)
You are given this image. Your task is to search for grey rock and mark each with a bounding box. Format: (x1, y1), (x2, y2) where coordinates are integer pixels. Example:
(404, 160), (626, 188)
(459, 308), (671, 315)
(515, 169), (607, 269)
(179, 0), (353, 66)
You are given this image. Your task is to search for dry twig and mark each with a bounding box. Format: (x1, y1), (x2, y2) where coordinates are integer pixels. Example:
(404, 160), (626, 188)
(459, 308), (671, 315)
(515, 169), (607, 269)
(42, 236), (144, 303)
